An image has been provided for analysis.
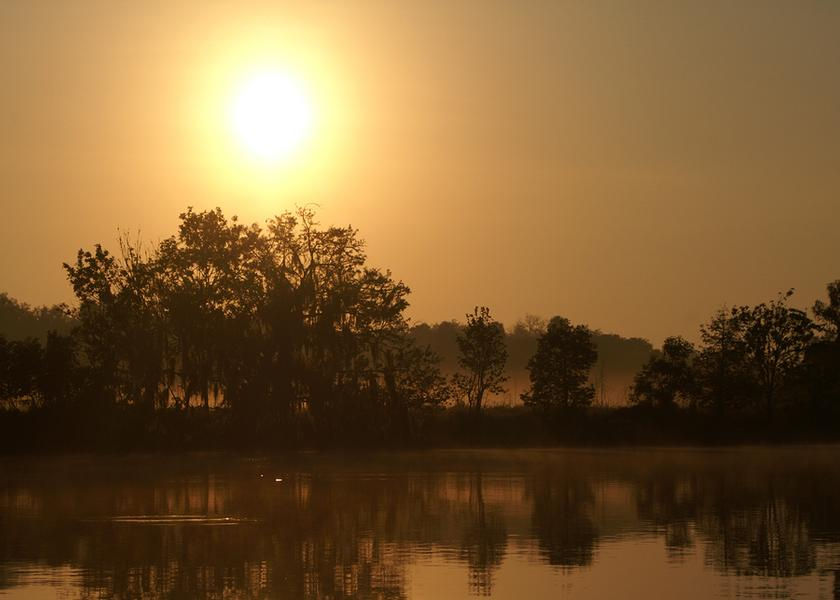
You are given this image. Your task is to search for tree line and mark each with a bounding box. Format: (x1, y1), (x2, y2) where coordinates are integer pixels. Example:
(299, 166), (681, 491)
(0, 207), (838, 450)
(630, 286), (840, 422)
(2, 208), (453, 447)
(410, 317), (652, 406)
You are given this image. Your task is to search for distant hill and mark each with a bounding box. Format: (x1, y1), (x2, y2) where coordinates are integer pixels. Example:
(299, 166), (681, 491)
(410, 320), (653, 407)
(0, 293), (75, 342)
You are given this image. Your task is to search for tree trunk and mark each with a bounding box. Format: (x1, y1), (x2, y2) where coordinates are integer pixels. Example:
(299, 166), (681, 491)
(475, 389), (484, 417)
(766, 387), (774, 421)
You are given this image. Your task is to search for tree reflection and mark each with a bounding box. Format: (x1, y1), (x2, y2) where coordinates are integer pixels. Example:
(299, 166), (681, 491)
(529, 470), (597, 567)
(634, 475), (698, 559)
(630, 460), (838, 578)
(1, 451), (840, 598)
(458, 472), (507, 595)
(697, 483), (816, 577)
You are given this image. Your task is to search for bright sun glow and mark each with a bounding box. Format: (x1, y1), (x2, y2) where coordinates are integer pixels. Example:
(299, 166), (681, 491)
(230, 70), (314, 164)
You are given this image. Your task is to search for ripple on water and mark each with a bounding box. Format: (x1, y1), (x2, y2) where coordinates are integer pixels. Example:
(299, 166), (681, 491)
(95, 515), (257, 525)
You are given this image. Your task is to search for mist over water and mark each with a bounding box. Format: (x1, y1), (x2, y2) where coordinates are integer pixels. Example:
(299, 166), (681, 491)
(2, 447), (840, 599)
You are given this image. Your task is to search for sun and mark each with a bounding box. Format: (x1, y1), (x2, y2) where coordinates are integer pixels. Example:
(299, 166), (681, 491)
(229, 70), (314, 164)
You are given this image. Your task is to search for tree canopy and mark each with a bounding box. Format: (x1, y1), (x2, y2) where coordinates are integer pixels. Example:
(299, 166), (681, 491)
(522, 317), (597, 412)
(0, 210), (838, 449)
(53, 207), (446, 445)
(453, 306), (508, 415)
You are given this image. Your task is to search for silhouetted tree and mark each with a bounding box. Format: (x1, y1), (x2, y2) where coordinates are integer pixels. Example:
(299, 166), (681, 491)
(63, 244), (125, 407)
(452, 307), (508, 415)
(156, 207), (264, 412)
(380, 336), (449, 439)
(0, 336), (42, 409)
(521, 317), (597, 412)
(413, 317), (650, 408)
(814, 280), (840, 342)
(694, 308), (751, 417)
(791, 281), (840, 419)
(58, 206), (444, 446)
(734, 290), (815, 419)
(630, 336), (697, 409)
(3, 205), (840, 449)
(39, 331), (78, 409)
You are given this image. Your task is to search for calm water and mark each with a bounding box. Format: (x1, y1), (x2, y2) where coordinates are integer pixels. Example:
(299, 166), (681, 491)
(2, 447), (840, 599)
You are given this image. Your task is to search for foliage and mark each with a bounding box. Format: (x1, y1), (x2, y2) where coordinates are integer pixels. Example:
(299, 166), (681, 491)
(733, 290), (816, 418)
(1, 209), (839, 448)
(452, 307), (508, 414)
(693, 308), (752, 416)
(630, 336), (696, 409)
(521, 316), (597, 412)
(414, 319), (652, 408)
(58, 207), (444, 444)
(813, 280), (840, 341)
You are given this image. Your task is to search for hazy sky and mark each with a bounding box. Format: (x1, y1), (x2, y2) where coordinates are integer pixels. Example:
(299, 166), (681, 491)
(2, 0), (839, 345)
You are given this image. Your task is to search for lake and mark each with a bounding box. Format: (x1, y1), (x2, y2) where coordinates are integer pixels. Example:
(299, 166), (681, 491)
(2, 447), (840, 599)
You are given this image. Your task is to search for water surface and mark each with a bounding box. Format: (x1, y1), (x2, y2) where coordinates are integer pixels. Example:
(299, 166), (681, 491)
(2, 447), (840, 599)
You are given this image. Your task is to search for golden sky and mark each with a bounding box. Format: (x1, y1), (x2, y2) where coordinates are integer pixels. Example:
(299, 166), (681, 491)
(1, 0), (839, 344)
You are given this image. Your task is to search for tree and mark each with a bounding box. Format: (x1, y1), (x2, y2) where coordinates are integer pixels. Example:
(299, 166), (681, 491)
(39, 331), (78, 409)
(694, 307), (751, 417)
(734, 290), (815, 419)
(0, 336), (43, 410)
(514, 314), (547, 337)
(799, 281), (840, 416)
(453, 307), (508, 415)
(630, 336), (696, 409)
(813, 280), (840, 342)
(379, 336), (449, 440)
(522, 316), (597, 412)
(58, 206), (440, 446)
(63, 244), (125, 406)
(260, 208), (412, 438)
(155, 207), (263, 412)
